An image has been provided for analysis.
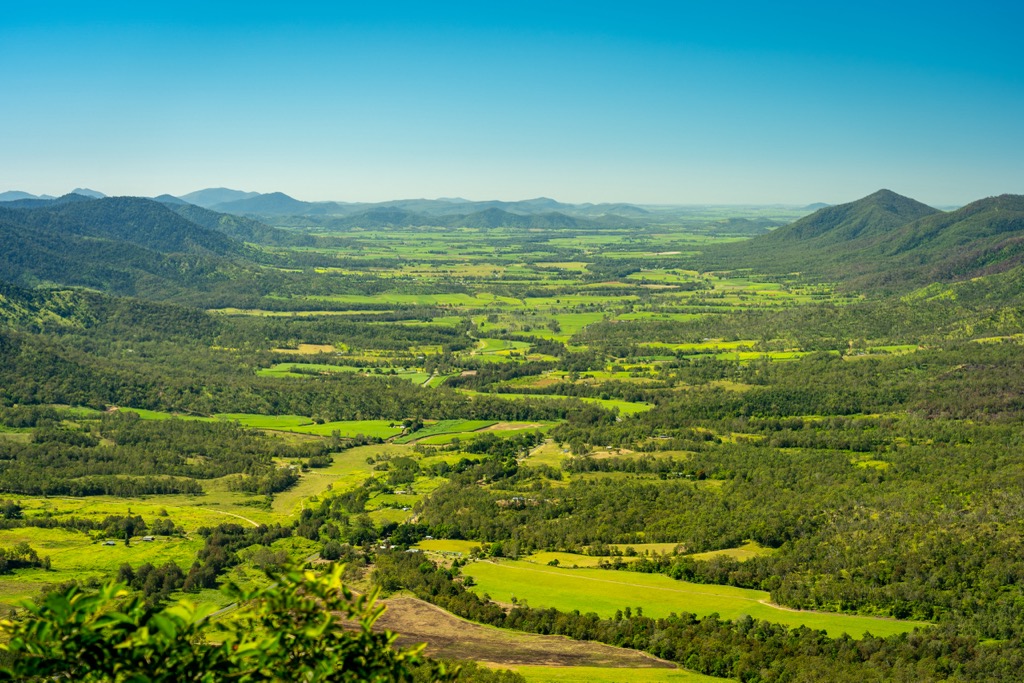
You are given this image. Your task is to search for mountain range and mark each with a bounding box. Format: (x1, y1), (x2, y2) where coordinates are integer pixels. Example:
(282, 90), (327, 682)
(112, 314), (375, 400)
(183, 189), (652, 220)
(167, 188), (655, 228)
(1, 187), (1023, 302)
(1, 187), (657, 229)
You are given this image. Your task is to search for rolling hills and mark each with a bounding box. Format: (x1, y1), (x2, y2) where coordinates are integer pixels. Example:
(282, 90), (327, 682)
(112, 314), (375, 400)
(179, 187), (647, 227)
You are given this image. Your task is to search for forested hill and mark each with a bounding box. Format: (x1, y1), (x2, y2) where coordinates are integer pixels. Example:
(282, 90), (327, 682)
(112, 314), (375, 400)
(0, 197), (246, 256)
(762, 189), (939, 244)
(702, 190), (1024, 290)
(165, 202), (318, 247)
(0, 197), (262, 298)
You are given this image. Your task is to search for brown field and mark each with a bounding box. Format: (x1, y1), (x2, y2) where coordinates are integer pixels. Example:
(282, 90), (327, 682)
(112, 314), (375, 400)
(375, 596), (677, 669)
(271, 343), (337, 354)
(480, 422), (544, 432)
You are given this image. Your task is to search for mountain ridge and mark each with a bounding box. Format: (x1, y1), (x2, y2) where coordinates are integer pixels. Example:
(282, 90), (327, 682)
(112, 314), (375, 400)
(711, 190), (1024, 290)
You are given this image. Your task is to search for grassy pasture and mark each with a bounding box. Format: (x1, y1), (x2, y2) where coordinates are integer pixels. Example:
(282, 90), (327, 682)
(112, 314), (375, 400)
(286, 420), (404, 439)
(119, 408), (215, 422)
(394, 419), (497, 444)
(616, 312), (703, 322)
(271, 444), (396, 512)
(414, 432), (483, 446)
(687, 541), (773, 562)
(415, 539), (483, 554)
(304, 292), (520, 308)
(524, 441), (571, 468)
(457, 389), (651, 415)
(214, 413), (314, 429)
(208, 308), (390, 317)
(462, 560), (925, 638)
(0, 526), (204, 610)
(519, 312), (608, 341)
(608, 543), (686, 555)
(270, 449), (375, 516)
(415, 422), (554, 446)
(270, 343), (337, 354)
(257, 362), (431, 385)
(523, 551), (640, 568)
(2, 493), (268, 531)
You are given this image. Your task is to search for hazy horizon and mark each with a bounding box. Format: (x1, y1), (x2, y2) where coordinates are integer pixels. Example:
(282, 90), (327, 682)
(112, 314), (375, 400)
(2, 2), (1021, 206)
(0, 185), (972, 210)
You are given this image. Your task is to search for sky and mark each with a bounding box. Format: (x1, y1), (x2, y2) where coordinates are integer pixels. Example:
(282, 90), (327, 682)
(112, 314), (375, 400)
(2, 1), (1022, 206)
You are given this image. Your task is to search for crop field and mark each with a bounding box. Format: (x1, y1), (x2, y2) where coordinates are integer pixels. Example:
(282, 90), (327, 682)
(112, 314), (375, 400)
(462, 560), (925, 638)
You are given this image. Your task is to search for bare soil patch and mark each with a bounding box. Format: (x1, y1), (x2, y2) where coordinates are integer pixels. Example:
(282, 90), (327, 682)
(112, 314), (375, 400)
(375, 596), (676, 669)
(480, 422), (543, 432)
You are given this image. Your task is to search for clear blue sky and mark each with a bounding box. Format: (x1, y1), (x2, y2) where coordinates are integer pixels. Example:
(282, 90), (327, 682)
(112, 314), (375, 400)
(2, 1), (1022, 205)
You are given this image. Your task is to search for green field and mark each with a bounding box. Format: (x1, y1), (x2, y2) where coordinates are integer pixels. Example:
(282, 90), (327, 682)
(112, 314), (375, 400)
(415, 539), (484, 554)
(214, 413), (314, 429)
(687, 541), (773, 562)
(462, 560), (925, 638)
(258, 363), (431, 385)
(394, 419), (498, 444)
(457, 389), (651, 416)
(523, 551), (640, 568)
(287, 420), (405, 439)
(0, 527), (204, 610)
(607, 543), (685, 555)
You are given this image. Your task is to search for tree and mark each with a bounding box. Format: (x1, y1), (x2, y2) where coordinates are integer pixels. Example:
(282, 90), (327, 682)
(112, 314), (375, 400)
(0, 564), (454, 682)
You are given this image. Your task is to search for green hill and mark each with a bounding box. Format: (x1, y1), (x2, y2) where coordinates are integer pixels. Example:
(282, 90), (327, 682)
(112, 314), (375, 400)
(0, 197), (255, 298)
(710, 190), (1024, 290)
(168, 202), (317, 247)
(762, 189), (938, 245)
(5, 197), (247, 256)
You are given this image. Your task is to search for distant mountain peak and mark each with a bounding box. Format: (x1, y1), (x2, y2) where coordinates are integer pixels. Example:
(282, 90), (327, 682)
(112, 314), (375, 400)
(71, 188), (106, 198)
(178, 188), (261, 209)
(0, 190), (39, 202)
(153, 194), (189, 205)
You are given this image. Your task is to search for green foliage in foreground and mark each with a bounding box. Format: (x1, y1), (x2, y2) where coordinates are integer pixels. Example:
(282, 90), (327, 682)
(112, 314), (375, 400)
(0, 564), (454, 682)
